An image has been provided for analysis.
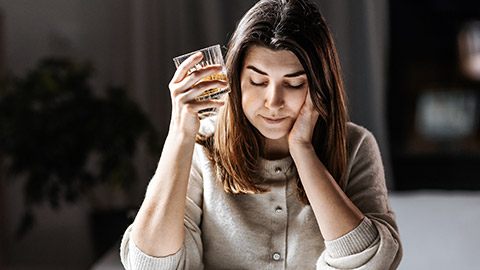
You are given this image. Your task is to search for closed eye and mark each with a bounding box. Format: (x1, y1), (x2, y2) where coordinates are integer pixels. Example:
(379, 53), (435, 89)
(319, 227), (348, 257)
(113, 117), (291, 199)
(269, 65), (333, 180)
(286, 83), (305, 89)
(250, 80), (267, 86)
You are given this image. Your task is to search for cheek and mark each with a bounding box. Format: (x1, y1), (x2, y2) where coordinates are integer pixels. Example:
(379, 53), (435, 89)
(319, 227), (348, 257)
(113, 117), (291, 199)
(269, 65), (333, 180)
(288, 90), (309, 114)
(241, 88), (253, 117)
(241, 86), (259, 113)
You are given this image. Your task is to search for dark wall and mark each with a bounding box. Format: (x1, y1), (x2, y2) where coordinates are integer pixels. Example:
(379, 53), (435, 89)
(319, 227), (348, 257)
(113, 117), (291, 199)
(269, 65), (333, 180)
(388, 0), (480, 190)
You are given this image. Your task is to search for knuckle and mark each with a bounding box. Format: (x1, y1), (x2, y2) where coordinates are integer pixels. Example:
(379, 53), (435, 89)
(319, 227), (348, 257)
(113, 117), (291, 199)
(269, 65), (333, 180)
(171, 86), (187, 98)
(169, 83), (180, 95)
(171, 89), (181, 98)
(177, 94), (188, 104)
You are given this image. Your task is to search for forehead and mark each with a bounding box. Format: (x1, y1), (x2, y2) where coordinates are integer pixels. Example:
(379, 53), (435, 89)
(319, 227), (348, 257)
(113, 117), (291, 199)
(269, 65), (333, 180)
(242, 46), (304, 72)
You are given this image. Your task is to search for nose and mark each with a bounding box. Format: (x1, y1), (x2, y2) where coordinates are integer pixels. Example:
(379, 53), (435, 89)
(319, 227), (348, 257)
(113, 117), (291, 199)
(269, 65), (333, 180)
(264, 83), (284, 110)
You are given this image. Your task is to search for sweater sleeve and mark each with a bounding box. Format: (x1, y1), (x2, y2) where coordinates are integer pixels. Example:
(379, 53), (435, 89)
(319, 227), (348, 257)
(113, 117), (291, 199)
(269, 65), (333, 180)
(316, 126), (402, 269)
(119, 144), (206, 270)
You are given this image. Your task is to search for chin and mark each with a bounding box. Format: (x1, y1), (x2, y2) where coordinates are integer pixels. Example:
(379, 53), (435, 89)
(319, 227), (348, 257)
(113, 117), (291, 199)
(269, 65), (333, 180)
(258, 128), (289, 141)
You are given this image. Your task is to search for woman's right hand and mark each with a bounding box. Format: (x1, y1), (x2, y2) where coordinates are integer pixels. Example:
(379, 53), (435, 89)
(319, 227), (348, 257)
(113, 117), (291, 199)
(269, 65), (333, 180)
(168, 52), (227, 138)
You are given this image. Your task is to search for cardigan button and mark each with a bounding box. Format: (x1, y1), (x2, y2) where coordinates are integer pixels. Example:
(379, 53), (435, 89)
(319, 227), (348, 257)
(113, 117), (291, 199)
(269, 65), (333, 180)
(272, 252), (281, 261)
(275, 207), (283, 213)
(275, 167), (282, 174)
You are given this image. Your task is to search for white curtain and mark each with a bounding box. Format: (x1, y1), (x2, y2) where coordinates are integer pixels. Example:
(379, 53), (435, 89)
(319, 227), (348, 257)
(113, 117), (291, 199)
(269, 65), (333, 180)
(127, 0), (393, 189)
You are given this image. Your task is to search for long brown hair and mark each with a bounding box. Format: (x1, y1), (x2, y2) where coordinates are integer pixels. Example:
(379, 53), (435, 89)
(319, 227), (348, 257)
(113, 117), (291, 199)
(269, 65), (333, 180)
(197, 0), (348, 203)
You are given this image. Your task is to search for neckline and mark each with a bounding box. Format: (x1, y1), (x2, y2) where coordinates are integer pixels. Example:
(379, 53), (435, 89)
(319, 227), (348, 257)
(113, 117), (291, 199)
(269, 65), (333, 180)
(257, 155), (296, 181)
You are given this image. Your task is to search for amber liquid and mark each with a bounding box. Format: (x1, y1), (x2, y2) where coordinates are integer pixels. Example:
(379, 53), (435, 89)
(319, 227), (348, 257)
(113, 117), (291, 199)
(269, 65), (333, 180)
(195, 73), (230, 100)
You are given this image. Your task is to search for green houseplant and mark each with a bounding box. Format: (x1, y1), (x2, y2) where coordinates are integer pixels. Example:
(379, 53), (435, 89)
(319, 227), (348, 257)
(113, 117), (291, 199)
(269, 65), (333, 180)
(0, 57), (160, 249)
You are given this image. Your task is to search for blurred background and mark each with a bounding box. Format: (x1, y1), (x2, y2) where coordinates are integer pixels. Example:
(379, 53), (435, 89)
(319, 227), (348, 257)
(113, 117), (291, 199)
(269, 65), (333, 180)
(0, 0), (479, 269)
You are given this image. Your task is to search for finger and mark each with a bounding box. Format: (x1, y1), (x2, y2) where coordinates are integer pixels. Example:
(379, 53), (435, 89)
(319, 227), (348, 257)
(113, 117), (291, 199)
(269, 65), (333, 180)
(176, 65), (223, 92)
(172, 51), (204, 83)
(306, 87), (315, 107)
(187, 99), (225, 113)
(185, 79), (228, 100)
(306, 88), (320, 113)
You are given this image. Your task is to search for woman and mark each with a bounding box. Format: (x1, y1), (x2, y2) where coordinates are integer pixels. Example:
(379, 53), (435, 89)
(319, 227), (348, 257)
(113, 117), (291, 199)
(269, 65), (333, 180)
(120, 0), (402, 269)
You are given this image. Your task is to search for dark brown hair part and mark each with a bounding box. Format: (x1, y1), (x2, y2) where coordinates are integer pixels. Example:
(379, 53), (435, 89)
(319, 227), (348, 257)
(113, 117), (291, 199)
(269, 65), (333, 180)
(197, 0), (348, 204)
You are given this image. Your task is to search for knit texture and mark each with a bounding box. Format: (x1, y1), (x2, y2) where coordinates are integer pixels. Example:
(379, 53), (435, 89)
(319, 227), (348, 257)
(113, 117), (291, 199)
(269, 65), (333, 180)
(120, 121), (402, 269)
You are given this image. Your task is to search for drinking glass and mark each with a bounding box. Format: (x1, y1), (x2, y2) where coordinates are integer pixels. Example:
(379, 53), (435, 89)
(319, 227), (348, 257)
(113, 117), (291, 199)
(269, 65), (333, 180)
(173, 44), (229, 100)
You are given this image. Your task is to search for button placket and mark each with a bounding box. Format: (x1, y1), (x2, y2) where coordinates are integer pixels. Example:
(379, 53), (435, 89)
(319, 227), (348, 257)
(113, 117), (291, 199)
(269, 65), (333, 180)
(268, 162), (288, 267)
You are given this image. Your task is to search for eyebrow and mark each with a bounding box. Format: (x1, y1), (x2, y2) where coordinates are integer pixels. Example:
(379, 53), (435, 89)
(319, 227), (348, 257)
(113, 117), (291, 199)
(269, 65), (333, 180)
(246, 65), (306, 78)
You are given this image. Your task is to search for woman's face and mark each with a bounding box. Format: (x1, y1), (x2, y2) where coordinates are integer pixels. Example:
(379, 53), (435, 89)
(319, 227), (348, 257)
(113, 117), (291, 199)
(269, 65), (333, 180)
(240, 46), (309, 142)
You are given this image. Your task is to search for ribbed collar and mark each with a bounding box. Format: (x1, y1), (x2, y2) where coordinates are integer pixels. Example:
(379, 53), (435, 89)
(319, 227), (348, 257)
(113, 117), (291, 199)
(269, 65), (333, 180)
(257, 156), (297, 181)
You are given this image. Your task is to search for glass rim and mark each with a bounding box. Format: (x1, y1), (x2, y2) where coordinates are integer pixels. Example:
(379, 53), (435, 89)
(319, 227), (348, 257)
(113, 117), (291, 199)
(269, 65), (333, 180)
(173, 44), (222, 65)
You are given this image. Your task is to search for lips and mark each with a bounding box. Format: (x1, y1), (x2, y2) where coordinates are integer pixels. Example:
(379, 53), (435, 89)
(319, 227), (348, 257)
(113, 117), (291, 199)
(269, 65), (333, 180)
(262, 116), (287, 124)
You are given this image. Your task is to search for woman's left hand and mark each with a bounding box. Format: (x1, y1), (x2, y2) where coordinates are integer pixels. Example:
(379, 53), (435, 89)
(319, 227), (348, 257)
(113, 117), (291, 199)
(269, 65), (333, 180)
(288, 90), (320, 151)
